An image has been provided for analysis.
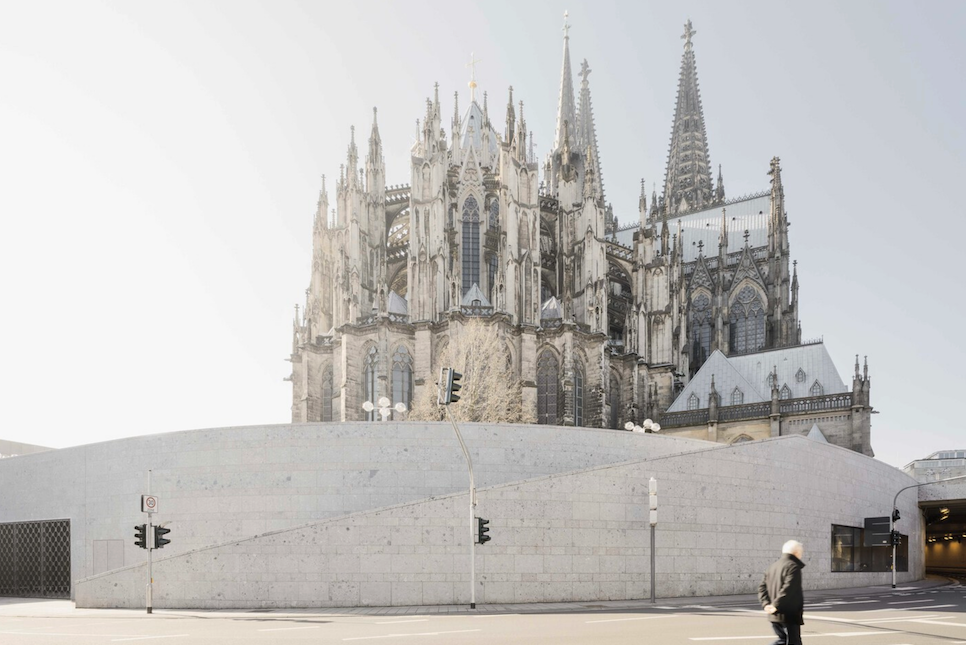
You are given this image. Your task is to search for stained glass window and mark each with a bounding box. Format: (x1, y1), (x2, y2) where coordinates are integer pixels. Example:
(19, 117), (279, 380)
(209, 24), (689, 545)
(391, 346), (413, 418)
(729, 286), (766, 354)
(536, 351), (560, 424)
(488, 199), (499, 227)
(364, 346), (378, 421)
(691, 293), (712, 371)
(731, 387), (743, 406)
(574, 362), (585, 427)
(810, 380), (824, 397)
(321, 363), (333, 422)
(462, 196), (480, 296)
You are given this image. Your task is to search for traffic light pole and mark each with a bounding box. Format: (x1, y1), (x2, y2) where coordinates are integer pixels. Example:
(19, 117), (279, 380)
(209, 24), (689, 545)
(146, 469), (153, 614)
(890, 472), (966, 588)
(444, 405), (476, 609)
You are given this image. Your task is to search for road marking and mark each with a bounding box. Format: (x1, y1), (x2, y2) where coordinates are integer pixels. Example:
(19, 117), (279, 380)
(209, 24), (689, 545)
(257, 625), (322, 632)
(888, 599), (935, 604)
(585, 614), (679, 624)
(911, 619), (966, 627)
(375, 619), (429, 625)
(343, 629), (481, 641)
(0, 633), (145, 638)
(111, 636), (189, 643)
(690, 633), (891, 641)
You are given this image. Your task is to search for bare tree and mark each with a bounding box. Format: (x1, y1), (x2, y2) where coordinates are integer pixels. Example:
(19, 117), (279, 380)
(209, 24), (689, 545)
(409, 319), (532, 423)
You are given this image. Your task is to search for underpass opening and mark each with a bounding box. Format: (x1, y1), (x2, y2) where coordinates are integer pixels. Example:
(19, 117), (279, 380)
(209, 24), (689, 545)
(921, 498), (966, 576)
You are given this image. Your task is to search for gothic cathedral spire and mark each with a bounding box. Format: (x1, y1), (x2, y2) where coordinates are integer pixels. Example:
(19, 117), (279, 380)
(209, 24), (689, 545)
(663, 20), (714, 215)
(578, 58), (604, 203)
(554, 11), (578, 154)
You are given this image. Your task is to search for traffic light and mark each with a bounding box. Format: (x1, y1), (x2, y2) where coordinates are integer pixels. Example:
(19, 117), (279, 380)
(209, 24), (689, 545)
(892, 508), (901, 522)
(154, 526), (171, 549)
(437, 367), (463, 405)
(890, 530), (902, 546)
(134, 524), (148, 550)
(477, 517), (490, 544)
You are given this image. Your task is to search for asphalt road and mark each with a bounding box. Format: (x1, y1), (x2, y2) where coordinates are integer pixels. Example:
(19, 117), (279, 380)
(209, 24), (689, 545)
(3, 584), (966, 644)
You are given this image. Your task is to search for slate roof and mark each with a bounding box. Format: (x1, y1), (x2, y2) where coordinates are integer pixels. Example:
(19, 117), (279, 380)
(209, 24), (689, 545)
(460, 102), (500, 159)
(667, 343), (848, 412)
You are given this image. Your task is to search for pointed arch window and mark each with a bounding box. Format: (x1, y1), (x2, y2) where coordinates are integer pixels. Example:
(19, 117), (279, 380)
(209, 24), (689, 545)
(536, 351), (560, 425)
(688, 392), (699, 411)
(321, 363), (334, 422)
(488, 199), (499, 228)
(796, 368), (806, 383)
(729, 286), (766, 354)
(391, 346), (413, 418)
(487, 254), (498, 302)
(461, 196), (481, 296)
(810, 380), (824, 397)
(609, 374), (621, 429)
(731, 387), (743, 407)
(767, 373), (776, 389)
(690, 293), (712, 373)
(363, 346), (379, 421)
(574, 361), (585, 427)
(780, 384), (791, 400)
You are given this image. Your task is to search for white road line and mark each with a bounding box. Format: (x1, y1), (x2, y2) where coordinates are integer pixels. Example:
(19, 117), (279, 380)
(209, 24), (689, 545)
(690, 633), (891, 641)
(585, 614), (679, 624)
(343, 629), (481, 641)
(111, 636), (189, 643)
(375, 619), (429, 625)
(911, 619), (966, 627)
(888, 599), (935, 604)
(257, 625), (322, 632)
(0, 632), (145, 638)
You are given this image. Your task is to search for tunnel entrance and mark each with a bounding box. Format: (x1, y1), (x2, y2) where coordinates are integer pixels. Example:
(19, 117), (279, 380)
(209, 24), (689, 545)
(922, 499), (966, 575)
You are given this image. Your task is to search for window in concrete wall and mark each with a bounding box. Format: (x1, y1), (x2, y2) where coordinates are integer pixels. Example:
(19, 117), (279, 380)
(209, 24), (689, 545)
(0, 519), (71, 598)
(831, 524), (907, 572)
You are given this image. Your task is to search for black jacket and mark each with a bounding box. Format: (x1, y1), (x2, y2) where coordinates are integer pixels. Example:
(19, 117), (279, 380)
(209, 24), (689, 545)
(758, 553), (805, 625)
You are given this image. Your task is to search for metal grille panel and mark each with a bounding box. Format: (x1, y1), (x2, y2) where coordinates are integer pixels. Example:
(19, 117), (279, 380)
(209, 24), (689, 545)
(0, 519), (71, 598)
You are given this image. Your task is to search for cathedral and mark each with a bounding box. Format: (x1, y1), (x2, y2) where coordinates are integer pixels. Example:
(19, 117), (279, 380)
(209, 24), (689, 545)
(288, 18), (874, 456)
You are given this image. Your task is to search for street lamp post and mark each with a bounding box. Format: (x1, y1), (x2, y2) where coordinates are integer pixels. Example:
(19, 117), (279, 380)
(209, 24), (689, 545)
(624, 418), (662, 434)
(362, 396), (407, 421)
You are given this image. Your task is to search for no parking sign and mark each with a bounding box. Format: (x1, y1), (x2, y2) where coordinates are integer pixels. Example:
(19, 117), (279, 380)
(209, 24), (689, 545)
(141, 495), (159, 514)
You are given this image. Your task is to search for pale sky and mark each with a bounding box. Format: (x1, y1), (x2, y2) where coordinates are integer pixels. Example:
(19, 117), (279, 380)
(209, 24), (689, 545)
(1, 1), (963, 469)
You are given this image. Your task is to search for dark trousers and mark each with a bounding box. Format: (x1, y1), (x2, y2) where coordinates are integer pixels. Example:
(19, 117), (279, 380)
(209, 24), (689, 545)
(770, 621), (802, 645)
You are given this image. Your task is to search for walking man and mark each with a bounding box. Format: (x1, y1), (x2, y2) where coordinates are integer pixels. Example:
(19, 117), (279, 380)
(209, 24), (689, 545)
(758, 540), (805, 645)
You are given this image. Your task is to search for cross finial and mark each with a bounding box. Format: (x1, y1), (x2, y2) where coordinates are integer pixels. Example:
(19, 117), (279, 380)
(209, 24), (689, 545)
(467, 52), (482, 102)
(580, 59), (591, 85)
(682, 19), (696, 49)
(743, 229), (750, 243)
(697, 240), (704, 254)
(563, 10), (571, 38)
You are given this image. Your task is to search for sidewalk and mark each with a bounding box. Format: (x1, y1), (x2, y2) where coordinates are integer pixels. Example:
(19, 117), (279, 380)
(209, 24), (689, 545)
(0, 576), (954, 619)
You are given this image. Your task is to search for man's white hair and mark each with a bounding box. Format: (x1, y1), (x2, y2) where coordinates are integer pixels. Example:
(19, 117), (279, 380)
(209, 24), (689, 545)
(782, 540), (804, 556)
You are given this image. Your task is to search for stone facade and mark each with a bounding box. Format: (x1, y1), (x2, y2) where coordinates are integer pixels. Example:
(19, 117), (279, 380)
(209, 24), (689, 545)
(288, 18), (872, 455)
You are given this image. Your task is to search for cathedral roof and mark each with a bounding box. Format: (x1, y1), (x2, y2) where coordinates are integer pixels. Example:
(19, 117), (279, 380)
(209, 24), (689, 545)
(541, 295), (562, 319)
(460, 283), (491, 308)
(388, 290), (408, 315)
(667, 343), (848, 412)
(460, 101), (499, 159)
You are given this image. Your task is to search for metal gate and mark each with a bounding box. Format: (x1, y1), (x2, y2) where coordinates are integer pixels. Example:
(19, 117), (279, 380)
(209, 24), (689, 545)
(0, 519), (71, 598)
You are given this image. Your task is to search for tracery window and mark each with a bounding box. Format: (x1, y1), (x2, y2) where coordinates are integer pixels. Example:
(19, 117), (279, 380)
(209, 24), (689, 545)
(688, 392), (699, 411)
(731, 387), (743, 406)
(363, 346), (379, 421)
(690, 293), (712, 371)
(488, 199), (499, 228)
(810, 380), (824, 397)
(536, 351), (560, 425)
(574, 361), (585, 427)
(729, 286), (766, 354)
(780, 384), (791, 400)
(461, 196), (480, 295)
(767, 373), (776, 389)
(321, 363), (334, 422)
(391, 346), (413, 418)
(796, 368), (806, 383)
(609, 374), (621, 429)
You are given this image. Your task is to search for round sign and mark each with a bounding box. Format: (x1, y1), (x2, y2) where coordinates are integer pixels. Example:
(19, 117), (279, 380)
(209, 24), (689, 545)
(145, 496), (157, 510)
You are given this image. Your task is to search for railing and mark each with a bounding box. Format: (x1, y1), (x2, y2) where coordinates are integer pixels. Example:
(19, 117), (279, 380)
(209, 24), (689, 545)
(717, 401), (772, 422)
(606, 241), (634, 261)
(780, 393), (852, 415)
(388, 313), (410, 324)
(659, 408), (709, 428)
(314, 335), (334, 347)
(460, 304), (493, 317)
(541, 318), (562, 329)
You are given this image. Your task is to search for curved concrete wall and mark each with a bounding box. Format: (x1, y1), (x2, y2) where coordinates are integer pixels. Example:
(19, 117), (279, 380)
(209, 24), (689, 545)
(0, 422), (708, 596)
(71, 435), (924, 608)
